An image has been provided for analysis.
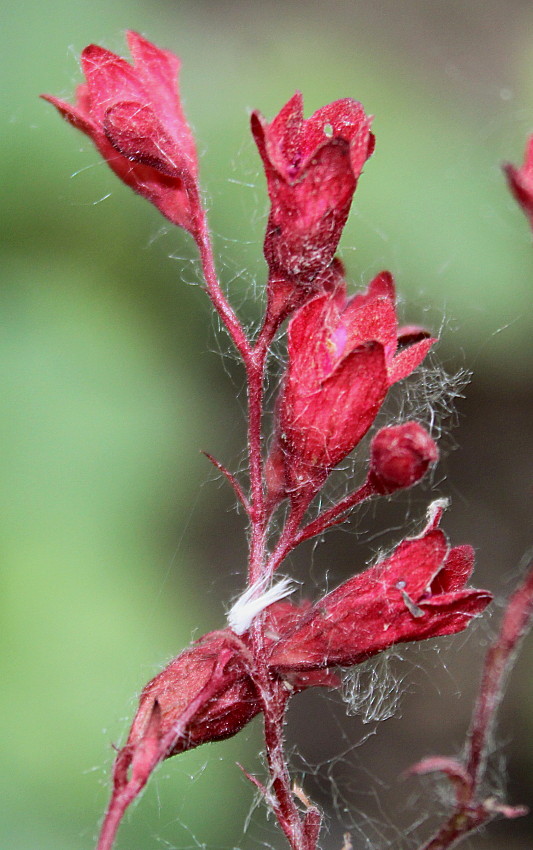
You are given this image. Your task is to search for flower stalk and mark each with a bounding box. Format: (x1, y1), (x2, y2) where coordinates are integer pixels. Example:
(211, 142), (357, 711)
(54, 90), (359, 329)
(41, 31), (530, 850)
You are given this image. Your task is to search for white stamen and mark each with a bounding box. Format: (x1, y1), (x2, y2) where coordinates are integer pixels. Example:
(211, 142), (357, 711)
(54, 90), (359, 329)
(227, 577), (295, 635)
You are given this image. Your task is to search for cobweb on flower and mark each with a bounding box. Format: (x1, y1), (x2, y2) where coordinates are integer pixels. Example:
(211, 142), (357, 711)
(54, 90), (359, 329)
(341, 650), (408, 724)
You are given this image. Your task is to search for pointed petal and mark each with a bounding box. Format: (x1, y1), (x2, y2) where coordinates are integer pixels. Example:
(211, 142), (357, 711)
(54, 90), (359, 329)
(388, 336), (435, 384)
(267, 91), (304, 172)
(40, 93), (97, 136)
(431, 545), (475, 593)
(367, 270), (395, 301)
(81, 44), (146, 122)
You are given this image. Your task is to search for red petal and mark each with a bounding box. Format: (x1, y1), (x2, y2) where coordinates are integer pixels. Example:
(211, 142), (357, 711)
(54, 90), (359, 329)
(342, 294), (398, 360)
(417, 589), (492, 635)
(286, 292), (338, 386)
(287, 341), (388, 470)
(126, 32), (197, 172)
(81, 44), (146, 122)
(104, 101), (181, 175)
(388, 336), (435, 384)
(40, 93), (97, 136)
(301, 98), (370, 165)
(127, 30), (181, 112)
(265, 91), (304, 173)
(367, 270), (395, 301)
(431, 544), (475, 593)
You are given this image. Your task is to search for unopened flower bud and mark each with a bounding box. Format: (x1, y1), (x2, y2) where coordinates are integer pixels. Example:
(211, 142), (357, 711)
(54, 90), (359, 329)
(369, 422), (438, 494)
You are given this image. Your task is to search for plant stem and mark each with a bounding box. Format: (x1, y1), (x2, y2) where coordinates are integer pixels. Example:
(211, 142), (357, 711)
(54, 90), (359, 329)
(194, 205), (251, 363)
(415, 560), (533, 850)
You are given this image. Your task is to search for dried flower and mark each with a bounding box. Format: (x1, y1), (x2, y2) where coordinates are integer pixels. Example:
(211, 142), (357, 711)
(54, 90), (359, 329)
(42, 31), (200, 233)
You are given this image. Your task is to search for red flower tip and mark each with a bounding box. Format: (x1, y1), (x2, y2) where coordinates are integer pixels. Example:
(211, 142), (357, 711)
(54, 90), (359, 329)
(269, 510), (491, 671)
(369, 421), (439, 494)
(504, 134), (533, 229)
(252, 93), (374, 286)
(267, 272), (435, 502)
(42, 32), (200, 233)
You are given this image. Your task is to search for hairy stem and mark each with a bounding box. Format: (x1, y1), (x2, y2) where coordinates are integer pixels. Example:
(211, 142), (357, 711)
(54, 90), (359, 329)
(193, 203), (251, 363)
(466, 560), (533, 790)
(415, 560), (533, 850)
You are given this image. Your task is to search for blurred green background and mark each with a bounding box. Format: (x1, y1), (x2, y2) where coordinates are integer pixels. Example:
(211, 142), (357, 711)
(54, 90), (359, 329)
(2, 1), (533, 848)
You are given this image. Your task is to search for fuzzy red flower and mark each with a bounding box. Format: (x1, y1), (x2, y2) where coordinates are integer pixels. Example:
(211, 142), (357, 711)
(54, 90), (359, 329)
(42, 32), (200, 233)
(269, 509), (492, 671)
(252, 93), (374, 284)
(97, 506), (489, 850)
(97, 625), (336, 850)
(504, 135), (533, 229)
(267, 271), (435, 497)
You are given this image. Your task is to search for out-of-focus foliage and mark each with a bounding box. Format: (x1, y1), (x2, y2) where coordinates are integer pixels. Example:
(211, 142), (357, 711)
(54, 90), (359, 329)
(2, 1), (532, 848)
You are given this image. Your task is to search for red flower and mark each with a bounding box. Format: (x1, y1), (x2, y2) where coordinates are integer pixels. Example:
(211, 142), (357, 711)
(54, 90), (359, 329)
(116, 625), (335, 770)
(42, 32), (200, 233)
(98, 507), (489, 850)
(269, 510), (492, 671)
(503, 135), (533, 227)
(97, 627), (336, 850)
(267, 271), (435, 497)
(504, 135), (533, 229)
(252, 93), (374, 283)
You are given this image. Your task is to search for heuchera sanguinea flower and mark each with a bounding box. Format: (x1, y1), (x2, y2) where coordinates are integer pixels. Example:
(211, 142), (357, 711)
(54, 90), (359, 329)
(504, 135), (533, 229)
(369, 421), (439, 494)
(267, 270), (436, 498)
(252, 93), (374, 285)
(100, 505), (490, 850)
(42, 32), (200, 233)
(269, 507), (492, 670)
(99, 619), (337, 849)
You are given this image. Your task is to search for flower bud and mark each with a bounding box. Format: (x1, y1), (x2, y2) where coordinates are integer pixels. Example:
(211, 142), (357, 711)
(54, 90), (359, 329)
(369, 422), (438, 494)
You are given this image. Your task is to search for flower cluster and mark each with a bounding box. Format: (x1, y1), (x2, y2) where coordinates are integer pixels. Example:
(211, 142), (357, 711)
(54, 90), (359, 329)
(43, 33), (492, 850)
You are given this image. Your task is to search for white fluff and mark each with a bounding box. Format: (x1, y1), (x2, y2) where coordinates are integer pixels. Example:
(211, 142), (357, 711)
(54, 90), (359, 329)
(227, 577), (295, 635)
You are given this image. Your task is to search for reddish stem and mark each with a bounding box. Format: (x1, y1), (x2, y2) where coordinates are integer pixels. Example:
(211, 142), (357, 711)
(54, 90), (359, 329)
(294, 479), (377, 547)
(255, 663), (308, 850)
(414, 560), (533, 850)
(466, 560), (533, 791)
(192, 202), (251, 364)
(192, 185), (318, 850)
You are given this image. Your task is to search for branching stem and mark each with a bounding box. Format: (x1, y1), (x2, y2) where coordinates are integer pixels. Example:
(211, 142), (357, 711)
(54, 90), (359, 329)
(414, 560), (533, 850)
